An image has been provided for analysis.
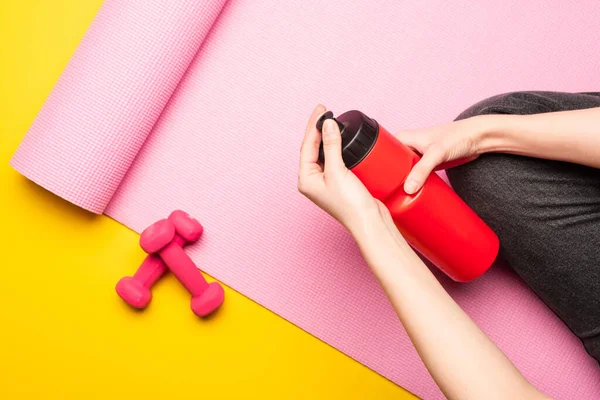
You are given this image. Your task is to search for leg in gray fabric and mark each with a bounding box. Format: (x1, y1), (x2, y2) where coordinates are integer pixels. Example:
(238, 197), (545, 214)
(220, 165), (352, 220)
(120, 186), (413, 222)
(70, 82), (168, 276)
(446, 91), (600, 363)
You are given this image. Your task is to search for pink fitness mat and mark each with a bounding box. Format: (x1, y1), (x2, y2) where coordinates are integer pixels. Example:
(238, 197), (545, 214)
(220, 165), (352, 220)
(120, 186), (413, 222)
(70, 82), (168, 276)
(11, 0), (600, 398)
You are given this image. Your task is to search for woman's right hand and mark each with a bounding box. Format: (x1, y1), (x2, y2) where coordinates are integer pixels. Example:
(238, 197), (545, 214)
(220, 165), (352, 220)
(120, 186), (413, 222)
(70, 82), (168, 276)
(298, 104), (385, 233)
(395, 115), (498, 194)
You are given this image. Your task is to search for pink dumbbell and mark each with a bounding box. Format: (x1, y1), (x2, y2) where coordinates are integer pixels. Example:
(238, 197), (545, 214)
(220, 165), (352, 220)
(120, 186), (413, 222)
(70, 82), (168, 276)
(139, 210), (224, 317)
(115, 254), (168, 309)
(115, 215), (201, 309)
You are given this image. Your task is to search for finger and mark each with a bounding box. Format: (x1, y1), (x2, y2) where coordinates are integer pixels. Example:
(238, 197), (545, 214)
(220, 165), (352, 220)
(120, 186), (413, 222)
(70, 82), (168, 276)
(321, 118), (346, 175)
(403, 146), (445, 194)
(300, 104), (327, 171)
(395, 129), (426, 153)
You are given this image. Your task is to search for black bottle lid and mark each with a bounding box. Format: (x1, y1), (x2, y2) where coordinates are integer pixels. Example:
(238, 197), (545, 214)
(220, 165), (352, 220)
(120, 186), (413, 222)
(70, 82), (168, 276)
(316, 110), (379, 169)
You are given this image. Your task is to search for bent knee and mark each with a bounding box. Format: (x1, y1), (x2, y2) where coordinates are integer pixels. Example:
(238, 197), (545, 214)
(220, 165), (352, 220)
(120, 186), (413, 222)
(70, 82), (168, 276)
(455, 91), (552, 121)
(455, 90), (600, 121)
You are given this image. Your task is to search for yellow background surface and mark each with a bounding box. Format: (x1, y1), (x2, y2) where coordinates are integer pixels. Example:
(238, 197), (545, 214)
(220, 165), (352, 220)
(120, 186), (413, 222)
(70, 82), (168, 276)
(0, 1), (414, 398)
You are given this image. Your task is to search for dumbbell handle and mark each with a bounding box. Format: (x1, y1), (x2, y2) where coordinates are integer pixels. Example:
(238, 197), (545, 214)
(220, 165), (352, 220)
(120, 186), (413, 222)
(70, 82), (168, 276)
(158, 235), (209, 296)
(133, 254), (168, 287)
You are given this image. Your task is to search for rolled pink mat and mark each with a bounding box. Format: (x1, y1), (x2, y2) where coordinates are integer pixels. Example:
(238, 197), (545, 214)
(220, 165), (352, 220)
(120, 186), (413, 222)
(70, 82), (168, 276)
(10, 0), (228, 213)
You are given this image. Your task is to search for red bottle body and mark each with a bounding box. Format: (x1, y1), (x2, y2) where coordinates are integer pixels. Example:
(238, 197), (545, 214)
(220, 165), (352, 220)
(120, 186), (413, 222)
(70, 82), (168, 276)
(351, 125), (499, 282)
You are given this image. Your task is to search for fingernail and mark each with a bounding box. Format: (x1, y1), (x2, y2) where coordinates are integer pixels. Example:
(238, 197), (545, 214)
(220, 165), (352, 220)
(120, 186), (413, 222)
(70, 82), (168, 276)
(323, 119), (336, 135)
(404, 179), (418, 194)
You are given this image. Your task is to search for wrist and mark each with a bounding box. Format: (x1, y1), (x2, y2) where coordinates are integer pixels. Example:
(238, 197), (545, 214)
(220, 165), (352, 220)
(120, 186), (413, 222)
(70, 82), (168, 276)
(471, 114), (521, 154)
(347, 213), (385, 242)
(349, 209), (425, 281)
(345, 208), (386, 240)
(347, 206), (410, 252)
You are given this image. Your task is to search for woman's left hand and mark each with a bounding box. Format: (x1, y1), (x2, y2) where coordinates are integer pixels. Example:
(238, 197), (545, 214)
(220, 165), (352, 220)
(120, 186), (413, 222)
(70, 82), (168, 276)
(298, 105), (383, 232)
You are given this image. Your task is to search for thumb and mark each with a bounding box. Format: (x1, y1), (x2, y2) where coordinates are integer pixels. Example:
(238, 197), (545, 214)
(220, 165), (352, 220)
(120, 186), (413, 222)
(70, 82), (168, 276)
(322, 119), (346, 174)
(404, 146), (444, 194)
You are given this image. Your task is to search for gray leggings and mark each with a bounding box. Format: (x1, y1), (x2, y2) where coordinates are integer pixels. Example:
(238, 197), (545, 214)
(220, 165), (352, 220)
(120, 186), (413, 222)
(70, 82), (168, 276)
(447, 91), (600, 364)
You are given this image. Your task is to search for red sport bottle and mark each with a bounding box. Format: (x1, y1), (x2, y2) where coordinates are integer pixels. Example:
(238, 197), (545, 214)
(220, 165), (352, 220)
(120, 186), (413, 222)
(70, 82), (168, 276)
(317, 110), (499, 282)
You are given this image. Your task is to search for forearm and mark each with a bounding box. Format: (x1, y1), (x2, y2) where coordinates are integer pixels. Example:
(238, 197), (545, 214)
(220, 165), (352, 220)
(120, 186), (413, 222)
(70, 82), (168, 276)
(480, 107), (600, 168)
(349, 215), (546, 400)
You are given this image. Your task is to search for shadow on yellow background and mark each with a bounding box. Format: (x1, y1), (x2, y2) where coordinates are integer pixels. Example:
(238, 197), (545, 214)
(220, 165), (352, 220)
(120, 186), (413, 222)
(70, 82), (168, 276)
(0, 1), (415, 398)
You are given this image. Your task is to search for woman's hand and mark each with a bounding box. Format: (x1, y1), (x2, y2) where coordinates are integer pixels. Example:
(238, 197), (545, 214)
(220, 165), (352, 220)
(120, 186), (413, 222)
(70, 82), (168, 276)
(396, 115), (496, 194)
(299, 106), (549, 400)
(298, 105), (384, 233)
